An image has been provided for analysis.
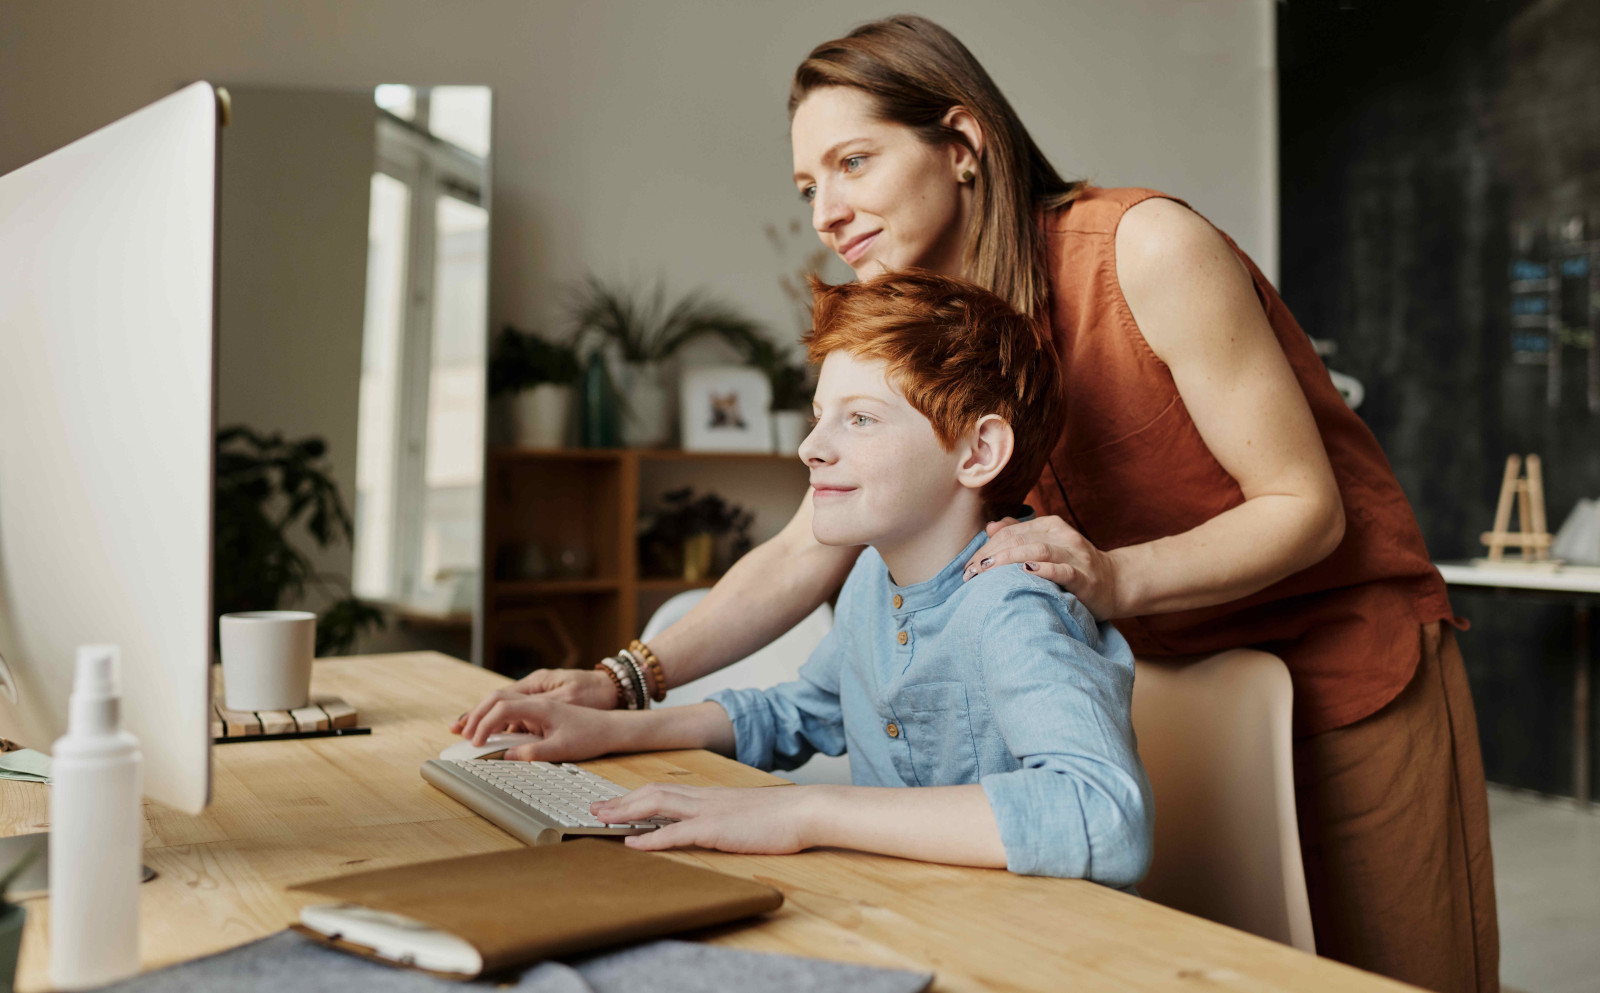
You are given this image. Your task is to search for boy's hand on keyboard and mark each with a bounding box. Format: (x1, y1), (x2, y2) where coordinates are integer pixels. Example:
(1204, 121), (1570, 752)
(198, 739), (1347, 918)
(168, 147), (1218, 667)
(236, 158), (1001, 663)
(592, 783), (817, 855)
(449, 669), (617, 736)
(459, 697), (621, 763)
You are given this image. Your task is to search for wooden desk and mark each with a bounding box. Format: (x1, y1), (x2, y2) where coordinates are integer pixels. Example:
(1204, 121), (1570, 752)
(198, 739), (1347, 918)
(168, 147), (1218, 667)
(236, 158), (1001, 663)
(1437, 560), (1600, 803)
(1, 652), (1410, 992)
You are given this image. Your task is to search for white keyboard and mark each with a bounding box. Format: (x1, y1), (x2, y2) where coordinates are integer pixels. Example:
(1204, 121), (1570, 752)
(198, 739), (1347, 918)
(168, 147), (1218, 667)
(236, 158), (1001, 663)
(420, 758), (672, 846)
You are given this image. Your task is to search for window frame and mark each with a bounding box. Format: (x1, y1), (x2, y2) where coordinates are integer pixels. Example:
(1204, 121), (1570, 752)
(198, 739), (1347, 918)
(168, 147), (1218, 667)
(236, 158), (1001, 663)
(359, 95), (491, 662)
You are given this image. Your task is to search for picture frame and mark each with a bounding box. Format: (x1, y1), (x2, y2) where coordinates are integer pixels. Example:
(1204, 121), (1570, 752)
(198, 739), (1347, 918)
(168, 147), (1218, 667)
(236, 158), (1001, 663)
(679, 365), (772, 453)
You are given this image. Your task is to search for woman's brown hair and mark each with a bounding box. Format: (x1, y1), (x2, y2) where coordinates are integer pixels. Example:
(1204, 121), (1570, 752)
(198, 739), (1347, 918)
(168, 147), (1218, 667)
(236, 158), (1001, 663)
(790, 15), (1085, 321)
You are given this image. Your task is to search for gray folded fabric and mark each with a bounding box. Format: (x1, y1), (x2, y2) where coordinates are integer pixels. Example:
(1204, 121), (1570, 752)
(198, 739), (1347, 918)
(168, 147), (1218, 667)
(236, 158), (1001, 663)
(88, 929), (934, 993)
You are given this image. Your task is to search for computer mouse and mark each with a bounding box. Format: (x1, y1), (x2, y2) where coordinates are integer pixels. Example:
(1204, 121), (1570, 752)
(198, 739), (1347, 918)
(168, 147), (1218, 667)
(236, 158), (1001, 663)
(438, 733), (544, 761)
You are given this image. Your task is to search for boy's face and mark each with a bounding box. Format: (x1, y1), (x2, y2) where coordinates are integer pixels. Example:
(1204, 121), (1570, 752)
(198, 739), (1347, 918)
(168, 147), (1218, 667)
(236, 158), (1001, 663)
(799, 351), (967, 549)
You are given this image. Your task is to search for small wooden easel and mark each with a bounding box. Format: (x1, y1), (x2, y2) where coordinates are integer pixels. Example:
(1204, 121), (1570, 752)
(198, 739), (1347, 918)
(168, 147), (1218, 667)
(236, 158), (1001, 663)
(1478, 454), (1556, 567)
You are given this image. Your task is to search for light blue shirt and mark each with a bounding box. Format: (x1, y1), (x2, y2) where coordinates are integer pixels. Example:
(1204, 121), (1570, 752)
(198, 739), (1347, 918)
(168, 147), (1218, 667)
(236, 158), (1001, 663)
(709, 527), (1154, 888)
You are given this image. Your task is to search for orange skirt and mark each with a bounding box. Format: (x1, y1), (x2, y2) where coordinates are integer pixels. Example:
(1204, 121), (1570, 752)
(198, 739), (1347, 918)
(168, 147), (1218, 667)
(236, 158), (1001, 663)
(1292, 622), (1499, 992)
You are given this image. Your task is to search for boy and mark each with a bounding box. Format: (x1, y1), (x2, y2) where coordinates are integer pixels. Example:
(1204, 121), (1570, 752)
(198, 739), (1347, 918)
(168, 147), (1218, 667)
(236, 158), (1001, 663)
(462, 271), (1153, 887)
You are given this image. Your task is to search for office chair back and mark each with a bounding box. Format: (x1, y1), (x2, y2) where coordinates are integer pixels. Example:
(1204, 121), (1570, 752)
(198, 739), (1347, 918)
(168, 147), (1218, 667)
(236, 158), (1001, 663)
(1132, 650), (1315, 953)
(642, 590), (850, 785)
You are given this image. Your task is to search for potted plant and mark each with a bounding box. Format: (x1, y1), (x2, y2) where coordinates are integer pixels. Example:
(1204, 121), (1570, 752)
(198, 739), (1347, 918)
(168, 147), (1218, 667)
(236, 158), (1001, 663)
(568, 276), (763, 448)
(0, 846), (36, 993)
(757, 221), (828, 453)
(719, 329), (815, 455)
(214, 426), (386, 657)
(637, 487), (754, 581)
(489, 325), (581, 448)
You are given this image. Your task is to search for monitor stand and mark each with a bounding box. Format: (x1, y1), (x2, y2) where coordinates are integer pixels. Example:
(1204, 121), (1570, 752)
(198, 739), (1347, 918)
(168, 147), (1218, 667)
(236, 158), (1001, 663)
(0, 833), (156, 901)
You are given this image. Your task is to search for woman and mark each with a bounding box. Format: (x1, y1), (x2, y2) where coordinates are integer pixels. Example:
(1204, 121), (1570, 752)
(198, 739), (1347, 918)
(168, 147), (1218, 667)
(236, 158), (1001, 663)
(457, 16), (1496, 992)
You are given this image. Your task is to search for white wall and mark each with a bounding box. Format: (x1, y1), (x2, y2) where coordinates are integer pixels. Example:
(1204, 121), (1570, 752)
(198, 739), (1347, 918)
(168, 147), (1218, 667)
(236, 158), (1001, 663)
(0, 0), (1278, 347)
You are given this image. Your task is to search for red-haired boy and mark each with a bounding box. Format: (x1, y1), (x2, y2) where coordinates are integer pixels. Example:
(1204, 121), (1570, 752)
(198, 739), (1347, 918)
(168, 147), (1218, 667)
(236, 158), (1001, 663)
(462, 271), (1153, 886)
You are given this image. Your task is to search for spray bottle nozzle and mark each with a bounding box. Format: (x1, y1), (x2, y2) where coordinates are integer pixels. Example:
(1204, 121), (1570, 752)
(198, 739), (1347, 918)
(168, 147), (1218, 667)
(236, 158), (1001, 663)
(69, 644), (122, 734)
(73, 645), (120, 698)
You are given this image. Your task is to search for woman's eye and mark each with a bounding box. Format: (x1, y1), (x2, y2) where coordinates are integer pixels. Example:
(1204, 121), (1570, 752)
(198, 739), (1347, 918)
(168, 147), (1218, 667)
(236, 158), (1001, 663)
(843, 155), (865, 172)
(799, 185), (816, 204)
(852, 414), (875, 427)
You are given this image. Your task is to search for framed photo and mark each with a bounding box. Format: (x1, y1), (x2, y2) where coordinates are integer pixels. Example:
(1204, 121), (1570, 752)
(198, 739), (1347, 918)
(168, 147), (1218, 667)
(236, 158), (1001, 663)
(679, 365), (772, 453)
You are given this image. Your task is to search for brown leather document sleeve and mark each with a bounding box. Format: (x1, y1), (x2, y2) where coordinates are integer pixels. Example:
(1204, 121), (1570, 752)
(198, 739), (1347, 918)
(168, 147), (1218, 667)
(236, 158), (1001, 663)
(288, 838), (784, 977)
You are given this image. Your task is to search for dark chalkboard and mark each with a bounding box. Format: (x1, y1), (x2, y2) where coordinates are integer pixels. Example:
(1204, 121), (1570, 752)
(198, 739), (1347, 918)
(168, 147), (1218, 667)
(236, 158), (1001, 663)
(1278, 0), (1600, 798)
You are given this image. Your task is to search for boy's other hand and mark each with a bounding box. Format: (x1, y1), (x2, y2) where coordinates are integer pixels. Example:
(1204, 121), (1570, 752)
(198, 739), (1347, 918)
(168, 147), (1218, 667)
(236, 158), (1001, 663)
(449, 668), (617, 736)
(963, 515), (1127, 619)
(456, 696), (622, 763)
(593, 783), (822, 855)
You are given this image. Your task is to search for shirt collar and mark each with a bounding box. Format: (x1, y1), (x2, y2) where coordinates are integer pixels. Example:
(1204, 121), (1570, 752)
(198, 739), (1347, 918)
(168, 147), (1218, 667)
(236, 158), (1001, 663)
(883, 506), (1036, 613)
(886, 528), (988, 613)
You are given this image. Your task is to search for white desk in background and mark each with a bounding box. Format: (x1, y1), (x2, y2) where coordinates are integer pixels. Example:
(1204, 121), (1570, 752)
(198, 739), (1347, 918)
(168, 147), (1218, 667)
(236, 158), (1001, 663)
(1435, 561), (1600, 804)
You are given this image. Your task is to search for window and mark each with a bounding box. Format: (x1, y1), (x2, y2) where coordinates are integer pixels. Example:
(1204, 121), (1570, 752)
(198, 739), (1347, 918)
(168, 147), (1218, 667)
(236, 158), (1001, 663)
(353, 87), (490, 616)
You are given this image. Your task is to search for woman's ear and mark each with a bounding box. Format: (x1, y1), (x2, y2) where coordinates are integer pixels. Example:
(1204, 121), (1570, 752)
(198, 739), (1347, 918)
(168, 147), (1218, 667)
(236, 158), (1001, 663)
(956, 414), (1013, 492)
(941, 106), (985, 178)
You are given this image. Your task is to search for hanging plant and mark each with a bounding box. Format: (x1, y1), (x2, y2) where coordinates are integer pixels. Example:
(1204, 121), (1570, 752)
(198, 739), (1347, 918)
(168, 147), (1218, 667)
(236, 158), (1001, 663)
(566, 275), (764, 363)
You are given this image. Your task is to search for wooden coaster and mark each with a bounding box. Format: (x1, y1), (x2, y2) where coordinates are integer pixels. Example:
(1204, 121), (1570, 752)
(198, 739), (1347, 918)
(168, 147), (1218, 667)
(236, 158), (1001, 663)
(210, 694), (362, 741)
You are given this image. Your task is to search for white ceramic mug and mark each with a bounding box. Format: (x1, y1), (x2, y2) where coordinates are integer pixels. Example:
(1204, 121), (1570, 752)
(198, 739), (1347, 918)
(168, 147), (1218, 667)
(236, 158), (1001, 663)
(219, 611), (315, 711)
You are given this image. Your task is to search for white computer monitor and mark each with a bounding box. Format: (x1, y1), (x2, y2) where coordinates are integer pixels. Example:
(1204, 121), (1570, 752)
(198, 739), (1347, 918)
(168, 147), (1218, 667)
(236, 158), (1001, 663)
(0, 81), (221, 815)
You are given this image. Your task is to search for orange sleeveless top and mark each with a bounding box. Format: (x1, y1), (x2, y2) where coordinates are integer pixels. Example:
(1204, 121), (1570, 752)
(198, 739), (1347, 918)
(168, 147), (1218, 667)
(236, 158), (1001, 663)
(1029, 187), (1456, 736)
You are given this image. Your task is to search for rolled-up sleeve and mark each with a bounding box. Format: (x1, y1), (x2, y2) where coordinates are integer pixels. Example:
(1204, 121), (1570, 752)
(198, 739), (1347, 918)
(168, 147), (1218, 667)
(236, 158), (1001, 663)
(707, 626), (847, 772)
(977, 584), (1154, 888)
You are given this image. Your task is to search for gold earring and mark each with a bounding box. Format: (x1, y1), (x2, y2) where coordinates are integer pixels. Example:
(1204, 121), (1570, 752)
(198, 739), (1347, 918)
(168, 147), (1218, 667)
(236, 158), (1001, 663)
(961, 169), (975, 184)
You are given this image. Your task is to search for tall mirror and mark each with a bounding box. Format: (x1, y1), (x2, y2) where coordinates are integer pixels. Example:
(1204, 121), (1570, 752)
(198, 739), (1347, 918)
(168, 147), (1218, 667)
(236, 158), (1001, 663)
(215, 84), (492, 663)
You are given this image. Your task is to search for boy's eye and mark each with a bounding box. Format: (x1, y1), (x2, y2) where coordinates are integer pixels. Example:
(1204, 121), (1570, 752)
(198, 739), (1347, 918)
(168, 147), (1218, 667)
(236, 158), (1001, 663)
(852, 413), (875, 427)
(799, 185), (816, 204)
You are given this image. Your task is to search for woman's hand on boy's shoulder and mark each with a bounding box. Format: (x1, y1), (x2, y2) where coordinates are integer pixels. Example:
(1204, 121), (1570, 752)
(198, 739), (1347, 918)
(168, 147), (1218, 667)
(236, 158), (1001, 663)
(596, 783), (825, 855)
(963, 515), (1129, 619)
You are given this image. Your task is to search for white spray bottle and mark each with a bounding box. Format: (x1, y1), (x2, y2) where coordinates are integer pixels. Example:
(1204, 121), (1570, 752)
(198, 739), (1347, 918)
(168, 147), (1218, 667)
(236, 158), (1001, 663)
(49, 644), (142, 989)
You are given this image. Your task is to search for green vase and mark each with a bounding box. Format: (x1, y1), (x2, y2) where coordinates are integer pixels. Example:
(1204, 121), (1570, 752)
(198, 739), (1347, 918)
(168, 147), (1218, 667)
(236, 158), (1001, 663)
(579, 352), (621, 449)
(0, 904), (23, 993)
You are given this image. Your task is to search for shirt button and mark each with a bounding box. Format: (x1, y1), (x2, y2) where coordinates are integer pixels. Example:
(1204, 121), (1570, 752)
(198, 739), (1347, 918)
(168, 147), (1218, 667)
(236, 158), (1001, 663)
(896, 631), (908, 646)
(886, 722), (900, 738)
(892, 594), (903, 609)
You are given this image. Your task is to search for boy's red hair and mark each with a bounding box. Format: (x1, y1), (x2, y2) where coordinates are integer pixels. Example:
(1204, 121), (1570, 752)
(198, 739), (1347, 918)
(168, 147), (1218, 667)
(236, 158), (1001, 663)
(805, 270), (1062, 513)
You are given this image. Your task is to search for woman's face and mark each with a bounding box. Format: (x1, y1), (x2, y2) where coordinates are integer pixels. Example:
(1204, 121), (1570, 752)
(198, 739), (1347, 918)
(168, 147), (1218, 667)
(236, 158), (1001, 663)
(791, 87), (974, 280)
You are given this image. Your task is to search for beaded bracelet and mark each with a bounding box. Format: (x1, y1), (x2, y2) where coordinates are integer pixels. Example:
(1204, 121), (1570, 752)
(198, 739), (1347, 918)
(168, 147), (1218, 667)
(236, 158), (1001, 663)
(619, 646), (659, 703)
(620, 646), (652, 700)
(596, 656), (638, 710)
(593, 660), (627, 709)
(617, 651), (650, 711)
(628, 640), (668, 702)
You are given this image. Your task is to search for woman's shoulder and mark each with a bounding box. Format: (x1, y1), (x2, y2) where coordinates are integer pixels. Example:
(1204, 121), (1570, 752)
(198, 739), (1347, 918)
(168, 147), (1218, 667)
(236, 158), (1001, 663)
(1046, 186), (1191, 238)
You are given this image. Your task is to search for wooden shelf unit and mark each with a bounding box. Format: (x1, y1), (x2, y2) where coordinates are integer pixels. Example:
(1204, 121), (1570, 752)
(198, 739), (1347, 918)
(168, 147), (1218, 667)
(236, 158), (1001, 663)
(483, 447), (807, 676)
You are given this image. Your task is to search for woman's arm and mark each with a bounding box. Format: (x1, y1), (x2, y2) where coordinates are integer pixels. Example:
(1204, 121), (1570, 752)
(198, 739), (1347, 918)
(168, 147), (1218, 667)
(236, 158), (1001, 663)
(648, 489), (861, 687)
(968, 198), (1344, 619)
(450, 491), (861, 725)
(457, 696), (739, 762)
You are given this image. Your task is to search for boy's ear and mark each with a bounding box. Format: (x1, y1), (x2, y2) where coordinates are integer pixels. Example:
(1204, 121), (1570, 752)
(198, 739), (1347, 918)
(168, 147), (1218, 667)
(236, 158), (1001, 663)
(956, 414), (1014, 492)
